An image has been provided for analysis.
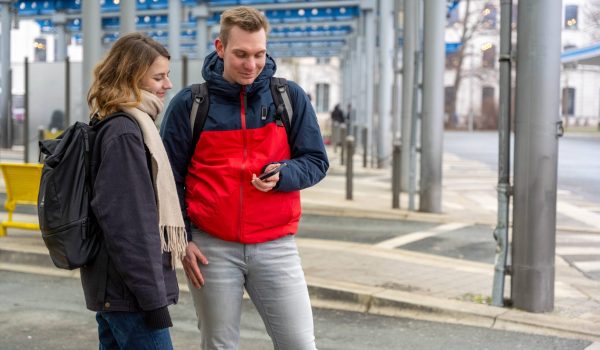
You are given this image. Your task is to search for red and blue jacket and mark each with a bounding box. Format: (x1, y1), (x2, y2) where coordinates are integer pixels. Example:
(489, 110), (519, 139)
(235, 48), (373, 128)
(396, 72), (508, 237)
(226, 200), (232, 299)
(160, 52), (329, 243)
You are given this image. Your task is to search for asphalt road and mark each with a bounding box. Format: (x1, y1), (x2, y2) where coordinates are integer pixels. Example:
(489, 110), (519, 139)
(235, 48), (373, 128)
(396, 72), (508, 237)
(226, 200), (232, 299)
(0, 270), (592, 350)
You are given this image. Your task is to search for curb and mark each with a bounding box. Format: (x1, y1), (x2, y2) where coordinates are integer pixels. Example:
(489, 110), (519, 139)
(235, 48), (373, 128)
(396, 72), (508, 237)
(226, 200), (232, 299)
(1, 244), (599, 342)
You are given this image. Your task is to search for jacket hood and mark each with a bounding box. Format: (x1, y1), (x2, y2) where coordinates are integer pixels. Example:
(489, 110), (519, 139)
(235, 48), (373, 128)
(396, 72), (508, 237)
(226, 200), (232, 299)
(201, 51), (277, 96)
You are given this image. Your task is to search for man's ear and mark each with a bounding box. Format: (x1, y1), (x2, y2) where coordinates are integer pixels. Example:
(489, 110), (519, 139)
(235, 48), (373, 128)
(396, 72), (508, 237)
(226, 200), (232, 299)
(215, 38), (224, 58)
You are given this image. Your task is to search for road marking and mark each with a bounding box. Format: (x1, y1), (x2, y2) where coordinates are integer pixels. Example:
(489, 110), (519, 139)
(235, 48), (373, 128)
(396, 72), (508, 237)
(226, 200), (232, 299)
(374, 222), (471, 249)
(573, 261), (600, 272)
(556, 247), (600, 256)
(557, 201), (600, 230)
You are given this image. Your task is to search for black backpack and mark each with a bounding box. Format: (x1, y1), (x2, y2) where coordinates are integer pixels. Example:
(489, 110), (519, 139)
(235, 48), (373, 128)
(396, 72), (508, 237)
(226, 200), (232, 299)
(38, 113), (131, 270)
(189, 77), (294, 146)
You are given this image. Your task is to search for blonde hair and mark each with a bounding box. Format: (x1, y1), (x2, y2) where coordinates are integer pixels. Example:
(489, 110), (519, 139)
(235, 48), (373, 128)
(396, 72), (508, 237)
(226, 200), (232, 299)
(87, 32), (170, 119)
(219, 6), (269, 48)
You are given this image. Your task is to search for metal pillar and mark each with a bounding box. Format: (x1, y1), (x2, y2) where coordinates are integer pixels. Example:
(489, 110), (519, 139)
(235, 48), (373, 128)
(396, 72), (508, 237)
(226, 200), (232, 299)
(377, 0), (393, 168)
(511, 0), (562, 313)
(168, 0), (181, 60)
(82, 0), (102, 119)
(53, 13), (68, 62)
(193, 4), (209, 60)
(492, 0), (513, 307)
(401, 0), (418, 191)
(419, 0), (445, 213)
(391, 0), (402, 140)
(120, 0), (136, 34)
(1, 1), (12, 148)
(362, 0), (376, 166)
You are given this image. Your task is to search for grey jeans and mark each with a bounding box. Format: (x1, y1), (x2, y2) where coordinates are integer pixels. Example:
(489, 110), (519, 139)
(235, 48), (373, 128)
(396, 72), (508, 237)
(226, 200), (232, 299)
(188, 230), (317, 350)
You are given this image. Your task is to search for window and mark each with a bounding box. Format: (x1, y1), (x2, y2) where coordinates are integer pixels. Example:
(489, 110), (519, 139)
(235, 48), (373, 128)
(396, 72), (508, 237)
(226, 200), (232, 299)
(481, 43), (496, 69)
(445, 51), (460, 69)
(447, 6), (459, 27)
(316, 57), (331, 65)
(562, 87), (575, 116)
(564, 5), (578, 30)
(482, 3), (497, 29)
(316, 83), (330, 113)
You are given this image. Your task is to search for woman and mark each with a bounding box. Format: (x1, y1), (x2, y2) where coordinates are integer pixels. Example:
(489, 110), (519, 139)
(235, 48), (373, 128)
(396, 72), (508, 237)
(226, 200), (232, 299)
(82, 32), (186, 349)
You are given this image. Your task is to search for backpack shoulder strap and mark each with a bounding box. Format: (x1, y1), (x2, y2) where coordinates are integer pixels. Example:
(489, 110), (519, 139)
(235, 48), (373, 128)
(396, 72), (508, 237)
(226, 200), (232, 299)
(190, 83), (210, 147)
(270, 77), (293, 135)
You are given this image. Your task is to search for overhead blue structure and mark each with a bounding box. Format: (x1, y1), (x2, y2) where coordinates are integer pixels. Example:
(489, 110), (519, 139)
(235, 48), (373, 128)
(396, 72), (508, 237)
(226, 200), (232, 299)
(14, 0), (360, 58)
(561, 42), (600, 66)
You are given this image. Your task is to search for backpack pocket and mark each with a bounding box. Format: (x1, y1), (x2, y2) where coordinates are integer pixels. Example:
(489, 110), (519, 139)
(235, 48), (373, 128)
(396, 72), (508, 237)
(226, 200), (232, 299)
(42, 217), (100, 270)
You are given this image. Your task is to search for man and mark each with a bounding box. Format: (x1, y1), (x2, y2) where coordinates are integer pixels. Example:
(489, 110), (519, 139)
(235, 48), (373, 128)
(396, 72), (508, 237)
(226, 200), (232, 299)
(160, 6), (328, 350)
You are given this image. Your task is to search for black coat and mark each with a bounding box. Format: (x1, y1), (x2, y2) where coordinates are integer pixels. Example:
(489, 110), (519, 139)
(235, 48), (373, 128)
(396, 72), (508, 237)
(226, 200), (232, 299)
(80, 115), (178, 328)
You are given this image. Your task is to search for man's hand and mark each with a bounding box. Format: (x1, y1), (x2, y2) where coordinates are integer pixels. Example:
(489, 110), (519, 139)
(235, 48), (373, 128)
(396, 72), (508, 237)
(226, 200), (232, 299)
(251, 163), (282, 192)
(181, 241), (209, 289)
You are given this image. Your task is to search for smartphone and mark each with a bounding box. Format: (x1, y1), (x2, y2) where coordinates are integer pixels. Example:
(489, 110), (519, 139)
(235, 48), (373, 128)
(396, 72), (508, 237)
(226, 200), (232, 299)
(258, 163), (287, 180)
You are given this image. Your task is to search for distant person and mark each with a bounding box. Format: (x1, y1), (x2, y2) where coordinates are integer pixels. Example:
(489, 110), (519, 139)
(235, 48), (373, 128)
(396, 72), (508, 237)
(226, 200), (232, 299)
(331, 103), (345, 150)
(48, 109), (65, 131)
(84, 32), (184, 349)
(160, 6), (328, 349)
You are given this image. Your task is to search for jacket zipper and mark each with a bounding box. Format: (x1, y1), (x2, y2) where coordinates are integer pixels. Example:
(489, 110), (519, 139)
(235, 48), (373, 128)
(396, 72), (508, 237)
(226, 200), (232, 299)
(239, 87), (248, 241)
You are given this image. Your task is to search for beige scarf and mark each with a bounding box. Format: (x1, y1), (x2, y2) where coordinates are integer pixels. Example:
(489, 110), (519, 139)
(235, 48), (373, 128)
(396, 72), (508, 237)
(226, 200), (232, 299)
(122, 90), (187, 268)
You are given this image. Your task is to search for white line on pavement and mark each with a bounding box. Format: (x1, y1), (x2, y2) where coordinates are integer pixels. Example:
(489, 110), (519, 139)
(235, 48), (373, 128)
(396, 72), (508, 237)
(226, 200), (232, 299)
(557, 201), (600, 230)
(556, 247), (600, 256)
(374, 222), (471, 249)
(573, 261), (600, 272)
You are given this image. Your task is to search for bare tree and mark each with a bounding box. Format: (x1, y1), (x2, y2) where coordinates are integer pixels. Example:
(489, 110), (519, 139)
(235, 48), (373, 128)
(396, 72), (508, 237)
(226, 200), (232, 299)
(584, 0), (600, 41)
(445, 0), (489, 129)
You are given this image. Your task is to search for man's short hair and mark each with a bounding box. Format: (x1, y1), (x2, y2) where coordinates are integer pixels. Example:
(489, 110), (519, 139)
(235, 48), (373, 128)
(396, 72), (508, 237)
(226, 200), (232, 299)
(219, 6), (270, 48)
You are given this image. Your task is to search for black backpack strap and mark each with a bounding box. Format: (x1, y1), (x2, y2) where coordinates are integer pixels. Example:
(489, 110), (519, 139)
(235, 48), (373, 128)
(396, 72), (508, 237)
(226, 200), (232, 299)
(270, 77), (293, 135)
(190, 83), (210, 148)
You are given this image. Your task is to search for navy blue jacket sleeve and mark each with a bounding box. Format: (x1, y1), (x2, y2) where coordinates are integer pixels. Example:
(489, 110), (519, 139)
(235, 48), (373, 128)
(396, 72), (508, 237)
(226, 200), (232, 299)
(275, 80), (329, 192)
(90, 119), (168, 312)
(160, 88), (194, 240)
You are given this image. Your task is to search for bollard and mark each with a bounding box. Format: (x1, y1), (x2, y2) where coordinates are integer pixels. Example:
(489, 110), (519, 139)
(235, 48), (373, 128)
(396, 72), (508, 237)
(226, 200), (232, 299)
(340, 124), (347, 166)
(345, 135), (355, 200)
(362, 127), (368, 168)
(392, 139), (401, 208)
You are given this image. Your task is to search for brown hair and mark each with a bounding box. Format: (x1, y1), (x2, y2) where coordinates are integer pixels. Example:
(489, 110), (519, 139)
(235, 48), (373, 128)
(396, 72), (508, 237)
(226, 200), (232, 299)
(219, 6), (269, 48)
(87, 32), (170, 119)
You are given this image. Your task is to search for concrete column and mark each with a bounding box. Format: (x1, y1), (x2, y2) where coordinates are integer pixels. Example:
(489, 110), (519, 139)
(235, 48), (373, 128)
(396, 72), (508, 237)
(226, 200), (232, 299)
(1, 1), (12, 148)
(192, 4), (209, 59)
(511, 0), (562, 313)
(120, 0), (136, 34)
(168, 0), (181, 60)
(82, 0), (102, 119)
(419, 0), (445, 213)
(401, 0), (418, 191)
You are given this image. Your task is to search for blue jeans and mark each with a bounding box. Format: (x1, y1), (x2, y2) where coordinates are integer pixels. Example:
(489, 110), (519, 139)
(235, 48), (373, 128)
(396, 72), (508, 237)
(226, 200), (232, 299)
(188, 230), (317, 350)
(96, 311), (173, 350)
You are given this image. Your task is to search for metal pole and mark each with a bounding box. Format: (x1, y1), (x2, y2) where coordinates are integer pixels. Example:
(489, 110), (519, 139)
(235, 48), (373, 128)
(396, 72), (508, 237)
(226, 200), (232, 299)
(401, 0), (418, 191)
(65, 56), (70, 127)
(24, 57), (29, 162)
(377, 0), (393, 168)
(345, 135), (355, 200)
(340, 124), (347, 166)
(511, 0), (562, 313)
(362, 126), (368, 168)
(362, 0), (376, 166)
(193, 4), (209, 60)
(391, 0), (402, 139)
(82, 0), (102, 119)
(492, 0), (513, 308)
(1, 1), (11, 148)
(168, 0), (181, 60)
(53, 12), (68, 62)
(408, 49), (421, 211)
(419, 0), (445, 213)
(120, 0), (137, 35)
(392, 139), (401, 208)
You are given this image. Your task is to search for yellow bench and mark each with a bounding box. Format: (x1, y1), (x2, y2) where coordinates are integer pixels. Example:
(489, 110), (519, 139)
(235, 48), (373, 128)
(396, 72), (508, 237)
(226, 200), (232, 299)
(0, 163), (43, 236)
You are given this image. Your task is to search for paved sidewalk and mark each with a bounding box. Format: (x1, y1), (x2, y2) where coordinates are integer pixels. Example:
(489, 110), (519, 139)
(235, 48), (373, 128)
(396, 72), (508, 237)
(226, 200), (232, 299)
(1, 145), (600, 342)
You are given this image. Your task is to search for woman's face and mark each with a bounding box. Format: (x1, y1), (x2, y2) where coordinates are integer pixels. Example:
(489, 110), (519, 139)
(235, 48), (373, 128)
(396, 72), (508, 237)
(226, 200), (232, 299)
(140, 55), (173, 101)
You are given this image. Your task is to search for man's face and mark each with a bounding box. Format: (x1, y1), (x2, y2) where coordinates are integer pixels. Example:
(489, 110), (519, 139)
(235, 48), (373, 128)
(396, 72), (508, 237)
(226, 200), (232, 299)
(215, 26), (267, 86)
